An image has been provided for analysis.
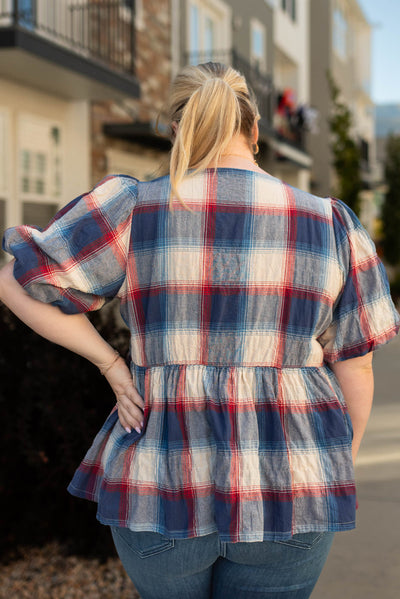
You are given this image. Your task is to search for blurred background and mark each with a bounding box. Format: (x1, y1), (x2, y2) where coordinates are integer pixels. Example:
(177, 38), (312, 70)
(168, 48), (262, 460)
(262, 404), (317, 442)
(1, 0), (400, 277)
(0, 1), (399, 597)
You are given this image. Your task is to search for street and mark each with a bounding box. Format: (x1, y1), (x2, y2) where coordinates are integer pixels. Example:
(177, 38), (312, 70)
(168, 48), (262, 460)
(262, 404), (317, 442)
(313, 333), (400, 598)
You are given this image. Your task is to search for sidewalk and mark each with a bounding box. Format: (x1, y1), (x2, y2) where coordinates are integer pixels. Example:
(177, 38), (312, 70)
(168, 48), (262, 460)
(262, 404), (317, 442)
(313, 334), (400, 599)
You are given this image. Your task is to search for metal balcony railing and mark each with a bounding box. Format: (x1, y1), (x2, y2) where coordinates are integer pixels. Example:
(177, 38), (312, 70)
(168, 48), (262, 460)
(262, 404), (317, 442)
(0, 0), (136, 75)
(273, 90), (307, 154)
(184, 50), (274, 126)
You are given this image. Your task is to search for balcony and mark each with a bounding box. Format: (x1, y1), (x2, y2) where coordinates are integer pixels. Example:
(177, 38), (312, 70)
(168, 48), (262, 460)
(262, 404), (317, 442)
(0, 0), (139, 100)
(271, 88), (312, 168)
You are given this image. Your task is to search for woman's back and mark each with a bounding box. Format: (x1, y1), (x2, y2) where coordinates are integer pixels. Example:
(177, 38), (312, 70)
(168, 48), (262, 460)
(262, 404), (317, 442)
(2, 59), (399, 598)
(59, 169), (397, 541)
(121, 168), (393, 368)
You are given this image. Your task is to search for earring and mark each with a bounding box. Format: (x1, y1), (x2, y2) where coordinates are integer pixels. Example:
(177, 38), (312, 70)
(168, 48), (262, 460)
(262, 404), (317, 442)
(252, 142), (259, 156)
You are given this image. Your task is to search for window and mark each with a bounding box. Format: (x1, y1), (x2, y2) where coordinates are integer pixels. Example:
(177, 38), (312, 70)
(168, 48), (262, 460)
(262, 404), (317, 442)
(250, 19), (267, 73)
(204, 16), (215, 58)
(281, 0), (296, 22)
(22, 202), (59, 228)
(18, 115), (63, 225)
(20, 149), (50, 196)
(190, 4), (200, 60)
(19, 0), (35, 29)
(333, 7), (347, 60)
(187, 1), (230, 64)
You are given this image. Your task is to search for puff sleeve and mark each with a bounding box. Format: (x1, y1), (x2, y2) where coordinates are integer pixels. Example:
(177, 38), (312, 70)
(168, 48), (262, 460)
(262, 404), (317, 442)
(2, 175), (138, 315)
(319, 198), (400, 363)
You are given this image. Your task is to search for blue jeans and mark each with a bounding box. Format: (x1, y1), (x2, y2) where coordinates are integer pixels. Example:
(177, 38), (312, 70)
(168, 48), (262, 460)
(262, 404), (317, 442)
(110, 527), (335, 599)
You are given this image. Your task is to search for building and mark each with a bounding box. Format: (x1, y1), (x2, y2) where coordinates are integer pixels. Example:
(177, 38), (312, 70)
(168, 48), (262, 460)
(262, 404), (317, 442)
(176, 0), (274, 170)
(0, 0), (140, 254)
(309, 0), (376, 227)
(2, 1), (378, 234)
(175, 0), (313, 190)
(96, 0), (276, 188)
(270, 0), (312, 190)
(93, 0), (174, 185)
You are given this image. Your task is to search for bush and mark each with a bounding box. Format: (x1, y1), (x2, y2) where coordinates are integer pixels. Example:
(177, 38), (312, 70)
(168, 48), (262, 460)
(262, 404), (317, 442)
(0, 302), (129, 562)
(388, 272), (400, 305)
(383, 135), (400, 266)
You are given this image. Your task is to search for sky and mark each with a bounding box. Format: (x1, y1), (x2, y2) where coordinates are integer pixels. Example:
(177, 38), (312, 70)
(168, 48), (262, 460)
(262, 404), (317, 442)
(358, 0), (400, 105)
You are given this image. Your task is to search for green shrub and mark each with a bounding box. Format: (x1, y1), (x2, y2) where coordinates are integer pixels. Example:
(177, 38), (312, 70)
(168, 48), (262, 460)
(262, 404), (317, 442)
(0, 302), (129, 562)
(389, 272), (400, 304)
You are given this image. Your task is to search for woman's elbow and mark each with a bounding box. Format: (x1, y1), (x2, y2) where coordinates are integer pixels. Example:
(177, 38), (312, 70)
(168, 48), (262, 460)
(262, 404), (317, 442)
(0, 259), (16, 301)
(331, 352), (374, 376)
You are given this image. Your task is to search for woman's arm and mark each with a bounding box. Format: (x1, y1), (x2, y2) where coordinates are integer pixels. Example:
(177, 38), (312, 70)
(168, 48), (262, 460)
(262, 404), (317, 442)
(330, 352), (374, 463)
(0, 260), (144, 433)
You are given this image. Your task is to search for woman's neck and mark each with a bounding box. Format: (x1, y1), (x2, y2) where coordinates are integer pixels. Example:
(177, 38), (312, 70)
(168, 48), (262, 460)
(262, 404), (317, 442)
(207, 134), (267, 174)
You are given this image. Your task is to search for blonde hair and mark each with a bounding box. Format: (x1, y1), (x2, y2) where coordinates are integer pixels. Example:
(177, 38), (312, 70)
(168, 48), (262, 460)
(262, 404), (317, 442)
(162, 62), (260, 212)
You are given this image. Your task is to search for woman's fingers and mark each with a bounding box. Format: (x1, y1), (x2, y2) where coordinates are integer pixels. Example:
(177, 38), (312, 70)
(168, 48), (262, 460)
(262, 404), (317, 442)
(117, 388), (145, 433)
(128, 385), (145, 410)
(118, 405), (142, 433)
(103, 359), (145, 433)
(120, 394), (143, 422)
(118, 409), (142, 433)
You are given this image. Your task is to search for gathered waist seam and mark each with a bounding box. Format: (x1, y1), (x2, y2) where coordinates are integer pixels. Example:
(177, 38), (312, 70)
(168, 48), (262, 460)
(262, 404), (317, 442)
(129, 362), (326, 372)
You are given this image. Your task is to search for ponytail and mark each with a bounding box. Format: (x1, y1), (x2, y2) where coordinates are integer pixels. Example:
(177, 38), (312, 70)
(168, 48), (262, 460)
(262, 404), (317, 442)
(164, 63), (259, 212)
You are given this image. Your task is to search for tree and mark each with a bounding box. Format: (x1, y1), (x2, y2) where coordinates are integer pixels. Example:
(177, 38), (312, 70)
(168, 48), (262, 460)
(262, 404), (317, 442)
(327, 72), (362, 215)
(382, 134), (400, 265)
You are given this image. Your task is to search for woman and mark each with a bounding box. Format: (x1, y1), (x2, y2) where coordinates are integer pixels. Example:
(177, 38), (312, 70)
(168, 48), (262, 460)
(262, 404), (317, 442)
(0, 62), (399, 599)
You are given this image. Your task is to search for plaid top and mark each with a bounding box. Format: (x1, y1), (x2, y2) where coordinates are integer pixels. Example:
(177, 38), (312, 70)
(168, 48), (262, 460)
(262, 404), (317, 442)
(3, 169), (399, 542)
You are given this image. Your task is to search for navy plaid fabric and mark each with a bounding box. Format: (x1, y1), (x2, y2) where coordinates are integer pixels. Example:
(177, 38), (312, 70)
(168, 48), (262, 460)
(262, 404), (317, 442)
(3, 169), (399, 541)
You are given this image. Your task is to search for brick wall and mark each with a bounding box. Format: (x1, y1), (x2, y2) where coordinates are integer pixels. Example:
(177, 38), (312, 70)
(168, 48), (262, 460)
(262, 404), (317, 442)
(91, 0), (172, 184)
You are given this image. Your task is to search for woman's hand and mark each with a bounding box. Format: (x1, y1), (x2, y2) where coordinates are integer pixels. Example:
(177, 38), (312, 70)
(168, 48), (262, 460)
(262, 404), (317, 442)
(103, 357), (145, 434)
(0, 261), (145, 433)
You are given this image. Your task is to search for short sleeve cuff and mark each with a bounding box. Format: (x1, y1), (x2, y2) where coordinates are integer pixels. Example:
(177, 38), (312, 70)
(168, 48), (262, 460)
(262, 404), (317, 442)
(323, 323), (400, 363)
